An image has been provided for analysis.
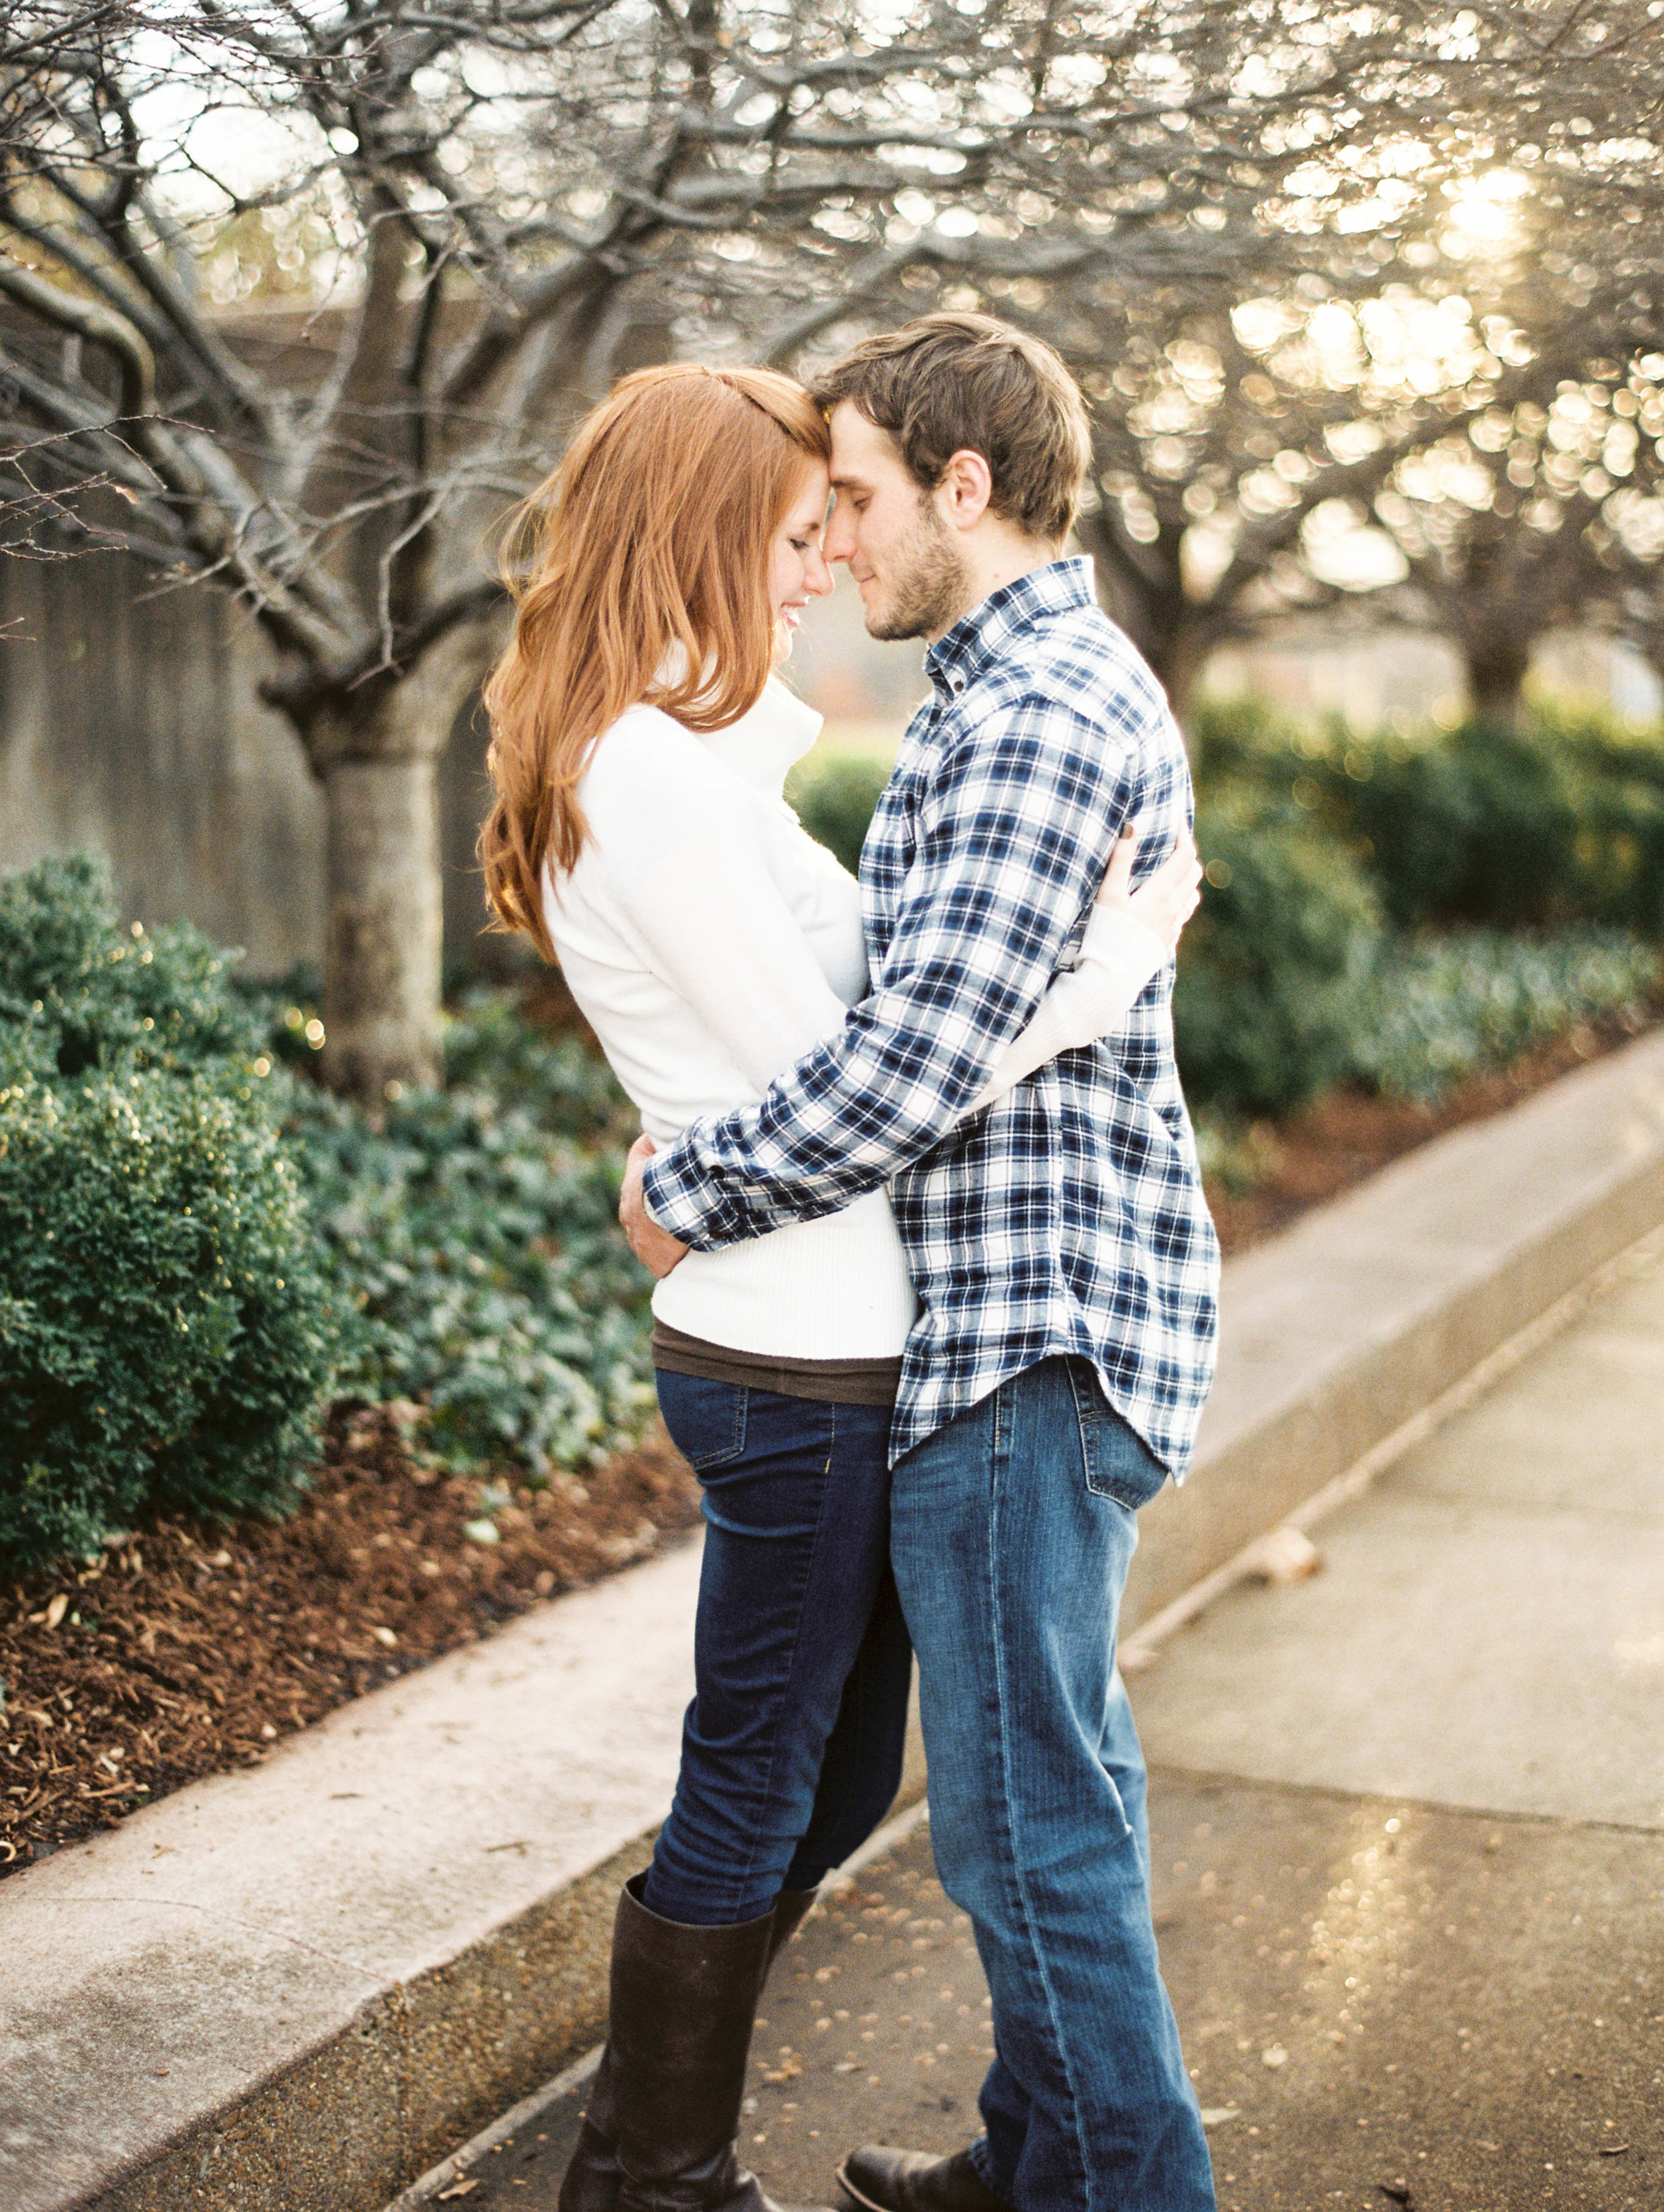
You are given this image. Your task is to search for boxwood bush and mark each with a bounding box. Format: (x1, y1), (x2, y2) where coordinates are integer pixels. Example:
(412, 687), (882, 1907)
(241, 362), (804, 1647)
(0, 857), (339, 1576)
(0, 857), (660, 1576)
(1190, 695), (1664, 939)
(1171, 799), (1383, 1116)
(789, 717), (1663, 1124)
(785, 753), (893, 877)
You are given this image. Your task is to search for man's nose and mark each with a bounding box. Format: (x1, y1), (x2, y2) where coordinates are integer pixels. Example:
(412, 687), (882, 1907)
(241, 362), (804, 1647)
(823, 496), (857, 564)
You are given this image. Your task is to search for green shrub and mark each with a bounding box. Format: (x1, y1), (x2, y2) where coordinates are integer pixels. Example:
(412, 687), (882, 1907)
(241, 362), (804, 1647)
(282, 1069), (654, 1478)
(441, 986), (638, 1146)
(1317, 721), (1583, 932)
(786, 753), (893, 876)
(0, 857), (342, 1575)
(1543, 701), (1664, 940)
(0, 1071), (337, 1566)
(234, 975), (656, 1478)
(0, 851), (271, 1078)
(1173, 801), (1383, 1116)
(1191, 696), (1664, 940)
(1346, 928), (1659, 1102)
(1185, 693), (1306, 792)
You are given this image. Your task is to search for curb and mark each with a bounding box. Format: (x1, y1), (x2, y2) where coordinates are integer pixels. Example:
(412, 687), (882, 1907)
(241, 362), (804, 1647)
(381, 1798), (934, 2212)
(3, 1029), (1662, 2212)
(1124, 1026), (1664, 1631)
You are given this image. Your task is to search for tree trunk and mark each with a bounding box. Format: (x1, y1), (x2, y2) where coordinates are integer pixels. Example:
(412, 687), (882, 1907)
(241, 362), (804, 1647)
(1144, 620), (1216, 731)
(1076, 510), (1211, 725)
(321, 752), (444, 1097)
(1462, 630), (1531, 730)
(298, 620), (499, 1100)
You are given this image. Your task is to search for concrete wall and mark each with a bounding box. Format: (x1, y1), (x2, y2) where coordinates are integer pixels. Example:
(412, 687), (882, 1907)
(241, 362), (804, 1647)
(0, 550), (499, 982)
(0, 549), (325, 977)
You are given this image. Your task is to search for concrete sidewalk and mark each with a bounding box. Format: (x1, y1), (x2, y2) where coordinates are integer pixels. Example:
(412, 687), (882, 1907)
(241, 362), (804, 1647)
(10, 1034), (1664, 2212)
(425, 1230), (1664, 2212)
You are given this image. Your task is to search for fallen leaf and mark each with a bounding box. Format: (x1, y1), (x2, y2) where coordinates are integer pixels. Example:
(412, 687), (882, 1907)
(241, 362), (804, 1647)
(437, 2181), (481, 2201)
(1597, 2145), (1631, 2157)
(463, 1519), (500, 1546)
(43, 1594), (69, 1630)
(1261, 2044), (1288, 2069)
(371, 1626), (398, 1649)
(1199, 2107), (1240, 2128)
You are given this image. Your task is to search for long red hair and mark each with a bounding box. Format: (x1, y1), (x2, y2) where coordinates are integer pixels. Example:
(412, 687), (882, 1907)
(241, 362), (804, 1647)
(480, 363), (829, 959)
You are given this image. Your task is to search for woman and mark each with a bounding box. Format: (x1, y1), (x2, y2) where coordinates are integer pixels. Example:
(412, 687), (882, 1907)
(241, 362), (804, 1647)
(480, 364), (1199, 2212)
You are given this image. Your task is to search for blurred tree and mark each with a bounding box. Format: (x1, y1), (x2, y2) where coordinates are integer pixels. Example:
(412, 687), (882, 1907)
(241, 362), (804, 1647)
(766, 4), (1664, 724)
(3, 0), (1663, 1096)
(1063, 8), (1664, 723)
(1370, 367), (1664, 728)
(0, 0), (1449, 1093)
(1059, 286), (1597, 722)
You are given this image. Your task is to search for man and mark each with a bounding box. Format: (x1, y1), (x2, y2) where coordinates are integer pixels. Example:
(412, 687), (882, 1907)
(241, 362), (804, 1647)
(622, 314), (1220, 2212)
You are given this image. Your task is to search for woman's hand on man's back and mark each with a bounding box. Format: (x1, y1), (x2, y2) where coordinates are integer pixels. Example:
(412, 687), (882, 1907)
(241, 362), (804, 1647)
(1099, 821), (1202, 954)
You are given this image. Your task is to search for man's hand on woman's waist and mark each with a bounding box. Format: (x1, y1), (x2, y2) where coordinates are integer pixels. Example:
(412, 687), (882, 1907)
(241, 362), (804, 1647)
(621, 1134), (690, 1277)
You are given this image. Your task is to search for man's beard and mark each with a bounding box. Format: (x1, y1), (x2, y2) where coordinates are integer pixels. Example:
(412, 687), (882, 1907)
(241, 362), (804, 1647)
(865, 498), (972, 642)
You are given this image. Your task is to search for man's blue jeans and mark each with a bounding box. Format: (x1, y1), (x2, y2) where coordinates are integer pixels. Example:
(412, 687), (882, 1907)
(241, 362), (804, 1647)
(890, 1356), (1215, 2212)
(644, 1373), (913, 1926)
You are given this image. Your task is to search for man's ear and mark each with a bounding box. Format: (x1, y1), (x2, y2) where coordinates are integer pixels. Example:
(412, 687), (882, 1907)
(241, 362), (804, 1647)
(936, 447), (994, 533)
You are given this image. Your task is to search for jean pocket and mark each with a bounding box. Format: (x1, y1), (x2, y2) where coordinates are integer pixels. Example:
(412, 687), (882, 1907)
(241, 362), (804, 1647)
(1065, 1361), (1168, 1510)
(655, 1370), (747, 1471)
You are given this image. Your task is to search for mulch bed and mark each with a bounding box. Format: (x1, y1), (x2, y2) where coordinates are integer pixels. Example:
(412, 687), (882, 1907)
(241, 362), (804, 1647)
(3, 998), (1658, 1879)
(0, 1407), (702, 1875)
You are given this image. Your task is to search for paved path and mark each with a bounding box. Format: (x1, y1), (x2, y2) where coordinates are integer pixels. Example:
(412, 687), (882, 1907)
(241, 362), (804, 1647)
(428, 1232), (1664, 2212)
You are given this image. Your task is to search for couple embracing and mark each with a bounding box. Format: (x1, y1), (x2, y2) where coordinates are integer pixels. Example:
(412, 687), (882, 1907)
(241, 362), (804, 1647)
(481, 313), (1221, 2212)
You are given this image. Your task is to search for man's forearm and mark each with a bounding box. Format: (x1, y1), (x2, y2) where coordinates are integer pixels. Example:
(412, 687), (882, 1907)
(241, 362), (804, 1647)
(642, 701), (1140, 1249)
(640, 995), (1003, 1248)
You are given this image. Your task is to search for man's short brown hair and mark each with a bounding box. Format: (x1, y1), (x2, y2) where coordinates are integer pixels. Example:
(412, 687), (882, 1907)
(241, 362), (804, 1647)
(810, 312), (1090, 545)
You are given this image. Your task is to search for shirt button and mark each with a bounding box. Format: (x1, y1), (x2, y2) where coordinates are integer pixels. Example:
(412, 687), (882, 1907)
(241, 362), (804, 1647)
(950, 675), (965, 695)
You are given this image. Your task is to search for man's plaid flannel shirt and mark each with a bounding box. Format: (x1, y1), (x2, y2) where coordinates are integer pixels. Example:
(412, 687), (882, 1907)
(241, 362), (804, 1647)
(642, 556), (1220, 1473)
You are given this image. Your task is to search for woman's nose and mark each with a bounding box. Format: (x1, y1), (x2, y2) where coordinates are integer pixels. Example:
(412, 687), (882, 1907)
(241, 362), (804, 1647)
(805, 544), (835, 596)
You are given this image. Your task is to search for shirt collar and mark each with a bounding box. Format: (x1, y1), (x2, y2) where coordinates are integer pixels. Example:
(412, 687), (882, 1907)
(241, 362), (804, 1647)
(924, 555), (1096, 699)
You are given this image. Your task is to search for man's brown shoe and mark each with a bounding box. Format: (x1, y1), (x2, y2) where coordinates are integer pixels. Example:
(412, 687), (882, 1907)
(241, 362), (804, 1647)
(837, 2148), (1012, 2212)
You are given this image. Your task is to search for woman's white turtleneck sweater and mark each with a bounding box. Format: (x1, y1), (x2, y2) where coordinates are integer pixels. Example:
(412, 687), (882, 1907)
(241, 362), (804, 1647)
(542, 677), (1167, 1361)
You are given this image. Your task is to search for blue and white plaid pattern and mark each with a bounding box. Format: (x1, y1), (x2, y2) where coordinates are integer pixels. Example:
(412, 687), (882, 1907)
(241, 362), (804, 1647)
(642, 557), (1219, 1472)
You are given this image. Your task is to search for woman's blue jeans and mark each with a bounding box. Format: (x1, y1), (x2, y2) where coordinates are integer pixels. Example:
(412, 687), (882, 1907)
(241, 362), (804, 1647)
(891, 1355), (1215, 2212)
(642, 1371), (913, 1926)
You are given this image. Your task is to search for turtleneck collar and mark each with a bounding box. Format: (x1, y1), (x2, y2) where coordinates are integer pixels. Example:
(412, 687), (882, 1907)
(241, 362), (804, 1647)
(700, 676), (824, 798)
